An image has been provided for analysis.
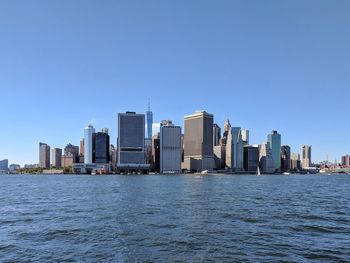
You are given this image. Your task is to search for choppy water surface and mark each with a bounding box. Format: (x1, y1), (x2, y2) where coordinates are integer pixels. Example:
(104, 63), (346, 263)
(1, 174), (350, 262)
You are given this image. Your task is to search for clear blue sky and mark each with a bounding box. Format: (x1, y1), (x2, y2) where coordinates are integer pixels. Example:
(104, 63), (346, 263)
(1, 0), (349, 165)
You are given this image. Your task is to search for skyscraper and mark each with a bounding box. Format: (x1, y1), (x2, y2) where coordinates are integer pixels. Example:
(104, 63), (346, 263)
(214, 145), (226, 169)
(341, 155), (350, 168)
(221, 119), (231, 145)
(152, 133), (160, 173)
(65, 143), (80, 163)
(84, 125), (96, 164)
(51, 148), (62, 167)
(268, 130), (281, 171)
(95, 129), (110, 164)
(39, 142), (50, 168)
(291, 152), (301, 171)
(242, 129), (249, 145)
(302, 145), (312, 169)
(160, 120), (182, 173)
(213, 123), (221, 147)
(79, 139), (84, 156)
(226, 127), (244, 172)
(281, 145), (291, 171)
(259, 142), (275, 174)
(243, 145), (259, 173)
(146, 99), (153, 139)
(183, 111), (214, 172)
(117, 112), (149, 173)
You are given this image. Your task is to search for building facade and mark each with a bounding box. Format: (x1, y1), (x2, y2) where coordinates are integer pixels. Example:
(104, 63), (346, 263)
(51, 148), (62, 167)
(84, 125), (96, 164)
(242, 129), (249, 145)
(281, 145), (291, 171)
(213, 123), (221, 147)
(243, 145), (259, 173)
(302, 145), (312, 169)
(0, 159), (8, 173)
(183, 111), (214, 172)
(146, 101), (153, 139)
(291, 153), (301, 171)
(160, 120), (182, 173)
(214, 145), (226, 170)
(226, 127), (244, 172)
(39, 142), (50, 168)
(95, 130), (110, 164)
(267, 130), (281, 172)
(117, 112), (149, 173)
(341, 155), (350, 168)
(152, 133), (160, 173)
(259, 142), (275, 174)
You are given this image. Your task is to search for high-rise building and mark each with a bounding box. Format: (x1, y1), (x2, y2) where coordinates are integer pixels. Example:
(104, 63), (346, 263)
(259, 142), (275, 174)
(243, 145), (259, 173)
(291, 152), (301, 171)
(152, 133), (160, 173)
(146, 100), (153, 139)
(159, 120), (182, 173)
(341, 155), (350, 168)
(109, 144), (117, 169)
(51, 148), (62, 167)
(183, 111), (214, 172)
(267, 130), (281, 171)
(221, 119), (231, 145)
(117, 112), (149, 173)
(213, 123), (221, 147)
(226, 127), (244, 172)
(65, 143), (80, 163)
(39, 142), (50, 168)
(95, 129), (110, 164)
(281, 145), (291, 171)
(80, 139), (84, 156)
(302, 145), (312, 169)
(214, 145), (226, 170)
(84, 125), (96, 164)
(0, 159), (9, 173)
(242, 129), (249, 145)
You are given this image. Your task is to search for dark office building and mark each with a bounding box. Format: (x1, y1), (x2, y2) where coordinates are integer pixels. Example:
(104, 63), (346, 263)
(64, 143), (80, 163)
(95, 131), (110, 164)
(281, 145), (291, 171)
(243, 145), (259, 173)
(152, 133), (160, 173)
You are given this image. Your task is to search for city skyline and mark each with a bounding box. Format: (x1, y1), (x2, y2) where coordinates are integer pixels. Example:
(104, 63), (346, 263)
(1, 1), (350, 165)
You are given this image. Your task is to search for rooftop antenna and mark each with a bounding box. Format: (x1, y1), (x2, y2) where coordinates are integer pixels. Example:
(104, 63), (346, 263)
(148, 98), (150, 111)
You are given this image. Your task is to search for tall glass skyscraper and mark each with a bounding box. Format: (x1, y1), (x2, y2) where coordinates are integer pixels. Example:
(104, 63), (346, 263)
(84, 125), (95, 164)
(267, 130), (281, 171)
(146, 100), (153, 139)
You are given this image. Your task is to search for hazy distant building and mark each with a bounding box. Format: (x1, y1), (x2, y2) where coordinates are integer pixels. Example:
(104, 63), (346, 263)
(281, 145), (291, 171)
(39, 142), (50, 168)
(160, 120), (182, 173)
(259, 142), (275, 174)
(0, 159), (8, 173)
(95, 130), (110, 164)
(9, 164), (20, 171)
(64, 143), (79, 163)
(213, 123), (221, 147)
(80, 139), (84, 156)
(109, 144), (117, 169)
(117, 112), (149, 173)
(84, 125), (96, 164)
(61, 154), (74, 167)
(226, 127), (244, 172)
(146, 100), (153, 139)
(268, 131), (281, 171)
(152, 133), (160, 173)
(183, 111), (214, 172)
(243, 145), (259, 173)
(221, 119), (231, 145)
(242, 129), (249, 145)
(291, 153), (301, 171)
(302, 145), (312, 169)
(341, 155), (350, 168)
(214, 145), (226, 169)
(145, 138), (153, 165)
(51, 148), (62, 167)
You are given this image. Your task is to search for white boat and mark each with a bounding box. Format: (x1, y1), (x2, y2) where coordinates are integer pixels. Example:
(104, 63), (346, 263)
(283, 172), (291, 175)
(201, 170), (208, 175)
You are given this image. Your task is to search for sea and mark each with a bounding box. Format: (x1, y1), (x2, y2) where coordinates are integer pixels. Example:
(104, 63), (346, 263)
(0, 174), (350, 262)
